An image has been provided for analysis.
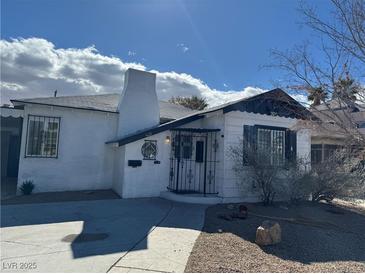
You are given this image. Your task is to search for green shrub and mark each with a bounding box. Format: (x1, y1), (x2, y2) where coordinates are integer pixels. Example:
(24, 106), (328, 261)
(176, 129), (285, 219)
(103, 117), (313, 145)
(19, 180), (35, 195)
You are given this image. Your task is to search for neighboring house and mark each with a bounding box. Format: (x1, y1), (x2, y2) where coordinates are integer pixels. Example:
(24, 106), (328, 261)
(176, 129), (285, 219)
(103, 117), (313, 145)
(0, 106), (23, 198)
(310, 101), (365, 164)
(7, 68), (312, 203)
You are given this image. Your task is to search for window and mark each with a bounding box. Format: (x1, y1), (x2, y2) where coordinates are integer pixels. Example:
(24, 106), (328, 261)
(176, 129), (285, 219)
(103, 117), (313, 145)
(26, 115), (60, 158)
(257, 127), (286, 165)
(311, 144), (340, 165)
(195, 141), (204, 163)
(311, 144), (323, 164)
(357, 122), (365, 128)
(243, 125), (296, 166)
(172, 134), (192, 159)
(181, 135), (193, 159)
(141, 140), (157, 160)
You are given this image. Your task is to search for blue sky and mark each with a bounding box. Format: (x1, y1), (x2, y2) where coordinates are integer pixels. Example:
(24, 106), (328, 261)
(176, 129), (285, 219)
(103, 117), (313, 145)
(1, 0), (333, 105)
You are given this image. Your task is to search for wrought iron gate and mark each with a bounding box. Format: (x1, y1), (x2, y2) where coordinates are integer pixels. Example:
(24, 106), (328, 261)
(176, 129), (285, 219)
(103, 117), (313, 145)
(168, 128), (220, 195)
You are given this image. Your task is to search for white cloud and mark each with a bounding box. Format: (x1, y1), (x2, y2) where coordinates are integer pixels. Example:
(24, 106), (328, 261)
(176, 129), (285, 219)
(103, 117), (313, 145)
(177, 43), (189, 53)
(0, 37), (272, 107)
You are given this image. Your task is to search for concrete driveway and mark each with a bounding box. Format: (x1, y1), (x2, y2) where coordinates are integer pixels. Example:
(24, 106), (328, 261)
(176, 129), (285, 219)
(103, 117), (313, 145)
(1, 198), (207, 273)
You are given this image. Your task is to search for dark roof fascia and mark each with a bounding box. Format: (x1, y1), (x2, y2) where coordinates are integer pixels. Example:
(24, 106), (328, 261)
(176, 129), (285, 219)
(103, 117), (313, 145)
(105, 89), (315, 147)
(10, 100), (119, 114)
(221, 89), (315, 120)
(171, 128), (221, 133)
(106, 114), (205, 146)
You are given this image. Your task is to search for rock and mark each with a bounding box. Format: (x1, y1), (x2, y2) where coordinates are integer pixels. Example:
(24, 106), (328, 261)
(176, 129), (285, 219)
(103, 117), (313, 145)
(255, 220), (281, 246)
(218, 229), (223, 233)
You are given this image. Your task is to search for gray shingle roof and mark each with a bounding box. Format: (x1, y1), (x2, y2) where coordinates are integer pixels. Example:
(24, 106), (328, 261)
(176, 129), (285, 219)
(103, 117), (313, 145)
(11, 93), (196, 121)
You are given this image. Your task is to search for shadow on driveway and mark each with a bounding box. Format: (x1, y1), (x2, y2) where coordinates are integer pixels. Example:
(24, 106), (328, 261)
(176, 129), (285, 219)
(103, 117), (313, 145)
(1, 197), (206, 266)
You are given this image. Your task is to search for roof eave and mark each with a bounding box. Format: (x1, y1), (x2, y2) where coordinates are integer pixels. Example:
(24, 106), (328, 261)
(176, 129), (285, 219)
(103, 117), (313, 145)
(106, 114), (205, 146)
(10, 99), (119, 114)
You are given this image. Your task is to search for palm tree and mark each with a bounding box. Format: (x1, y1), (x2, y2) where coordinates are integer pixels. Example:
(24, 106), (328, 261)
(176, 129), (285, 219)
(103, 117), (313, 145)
(168, 95), (208, 110)
(307, 86), (328, 106)
(333, 74), (361, 102)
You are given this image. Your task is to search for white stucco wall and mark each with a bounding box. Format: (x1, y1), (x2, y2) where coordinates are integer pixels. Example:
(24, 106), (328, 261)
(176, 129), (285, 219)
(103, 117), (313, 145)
(119, 131), (171, 198)
(17, 104), (118, 193)
(222, 111), (311, 201)
(115, 118), (218, 199)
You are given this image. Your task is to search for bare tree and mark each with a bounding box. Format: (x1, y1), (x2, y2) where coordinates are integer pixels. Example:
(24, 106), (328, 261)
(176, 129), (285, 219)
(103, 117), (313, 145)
(228, 139), (364, 205)
(302, 0), (365, 65)
(267, 0), (365, 147)
(228, 139), (307, 205)
(309, 148), (365, 202)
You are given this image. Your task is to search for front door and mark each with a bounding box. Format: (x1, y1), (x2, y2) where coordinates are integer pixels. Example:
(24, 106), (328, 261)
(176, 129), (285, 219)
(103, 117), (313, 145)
(168, 129), (219, 194)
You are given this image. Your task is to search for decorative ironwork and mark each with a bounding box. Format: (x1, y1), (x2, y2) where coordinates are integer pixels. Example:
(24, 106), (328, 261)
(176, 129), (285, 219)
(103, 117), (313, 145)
(207, 170), (214, 185)
(187, 169), (194, 184)
(25, 115), (60, 158)
(213, 139), (219, 152)
(141, 140), (157, 160)
(168, 129), (219, 195)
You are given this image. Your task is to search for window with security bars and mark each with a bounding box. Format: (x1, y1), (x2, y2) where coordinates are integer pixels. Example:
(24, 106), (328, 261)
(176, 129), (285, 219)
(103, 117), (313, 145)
(26, 115), (60, 158)
(243, 125), (296, 166)
(257, 127), (286, 166)
(141, 140), (157, 160)
(172, 134), (193, 159)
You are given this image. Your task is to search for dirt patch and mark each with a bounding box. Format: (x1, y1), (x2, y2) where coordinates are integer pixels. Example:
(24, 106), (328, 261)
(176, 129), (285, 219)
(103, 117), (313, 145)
(185, 202), (365, 273)
(1, 189), (120, 205)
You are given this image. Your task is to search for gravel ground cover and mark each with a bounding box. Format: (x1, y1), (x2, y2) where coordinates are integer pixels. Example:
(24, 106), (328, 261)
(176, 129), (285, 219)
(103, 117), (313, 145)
(185, 201), (365, 273)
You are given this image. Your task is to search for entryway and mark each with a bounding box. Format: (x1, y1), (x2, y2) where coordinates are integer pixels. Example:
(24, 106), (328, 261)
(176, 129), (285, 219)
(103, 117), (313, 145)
(1, 114), (23, 199)
(168, 128), (220, 195)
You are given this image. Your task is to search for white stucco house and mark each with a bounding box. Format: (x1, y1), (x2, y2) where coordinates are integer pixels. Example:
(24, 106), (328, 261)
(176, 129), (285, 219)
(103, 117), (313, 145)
(5, 68), (313, 203)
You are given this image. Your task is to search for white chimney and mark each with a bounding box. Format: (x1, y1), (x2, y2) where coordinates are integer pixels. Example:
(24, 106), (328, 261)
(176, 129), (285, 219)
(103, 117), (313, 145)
(117, 68), (160, 137)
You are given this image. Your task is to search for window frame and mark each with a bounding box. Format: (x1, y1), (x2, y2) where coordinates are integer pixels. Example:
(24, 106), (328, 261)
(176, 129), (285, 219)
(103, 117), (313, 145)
(141, 140), (158, 160)
(311, 143), (341, 165)
(255, 125), (287, 166)
(25, 115), (61, 158)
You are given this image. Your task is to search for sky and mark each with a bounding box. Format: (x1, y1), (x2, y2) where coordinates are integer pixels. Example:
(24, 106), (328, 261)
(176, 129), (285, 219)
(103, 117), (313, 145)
(1, 0), (333, 106)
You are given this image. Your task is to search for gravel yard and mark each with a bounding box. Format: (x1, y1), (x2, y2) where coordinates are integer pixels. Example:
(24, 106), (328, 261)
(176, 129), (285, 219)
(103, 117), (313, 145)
(185, 201), (365, 273)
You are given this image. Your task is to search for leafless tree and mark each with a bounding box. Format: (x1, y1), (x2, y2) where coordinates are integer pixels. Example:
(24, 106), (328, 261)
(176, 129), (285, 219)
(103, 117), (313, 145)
(228, 139), (310, 205)
(228, 139), (364, 205)
(309, 148), (365, 202)
(267, 0), (365, 148)
(303, 0), (365, 65)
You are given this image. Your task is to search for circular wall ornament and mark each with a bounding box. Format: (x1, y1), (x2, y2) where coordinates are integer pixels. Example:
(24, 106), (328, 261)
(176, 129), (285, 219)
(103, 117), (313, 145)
(141, 140), (157, 160)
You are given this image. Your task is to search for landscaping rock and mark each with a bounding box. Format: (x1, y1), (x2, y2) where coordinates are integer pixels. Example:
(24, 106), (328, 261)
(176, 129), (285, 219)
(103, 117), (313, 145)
(255, 220), (281, 246)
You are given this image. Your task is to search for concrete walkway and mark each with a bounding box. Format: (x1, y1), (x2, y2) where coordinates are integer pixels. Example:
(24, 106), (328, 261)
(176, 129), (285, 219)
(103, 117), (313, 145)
(1, 198), (206, 273)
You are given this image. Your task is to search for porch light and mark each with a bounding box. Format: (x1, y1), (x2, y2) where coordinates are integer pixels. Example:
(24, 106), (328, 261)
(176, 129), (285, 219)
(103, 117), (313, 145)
(165, 135), (171, 144)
